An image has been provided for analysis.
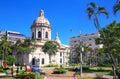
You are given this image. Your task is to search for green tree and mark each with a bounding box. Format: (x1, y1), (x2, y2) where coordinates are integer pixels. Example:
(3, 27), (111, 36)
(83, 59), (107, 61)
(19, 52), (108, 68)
(73, 44), (92, 65)
(82, 44), (92, 64)
(14, 39), (35, 65)
(0, 35), (11, 64)
(42, 41), (57, 64)
(73, 44), (81, 64)
(96, 21), (120, 78)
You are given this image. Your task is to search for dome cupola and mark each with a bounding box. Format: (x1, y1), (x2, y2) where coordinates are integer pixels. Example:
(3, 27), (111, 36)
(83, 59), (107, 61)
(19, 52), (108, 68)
(31, 10), (50, 28)
(31, 10), (51, 41)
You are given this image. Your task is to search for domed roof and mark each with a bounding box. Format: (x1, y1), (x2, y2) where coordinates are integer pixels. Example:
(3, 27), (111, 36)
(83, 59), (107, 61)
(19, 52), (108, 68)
(33, 10), (50, 26)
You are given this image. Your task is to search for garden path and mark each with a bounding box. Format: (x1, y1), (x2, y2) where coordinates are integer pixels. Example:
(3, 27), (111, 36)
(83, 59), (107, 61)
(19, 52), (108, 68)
(42, 68), (75, 79)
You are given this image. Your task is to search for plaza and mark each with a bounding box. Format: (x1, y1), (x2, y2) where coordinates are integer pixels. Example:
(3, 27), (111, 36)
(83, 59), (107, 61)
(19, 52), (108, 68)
(0, 0), (120, 78)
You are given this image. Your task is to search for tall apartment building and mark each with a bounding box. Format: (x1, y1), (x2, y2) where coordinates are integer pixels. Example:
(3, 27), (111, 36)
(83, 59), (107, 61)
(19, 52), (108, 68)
(70, 32), (101, 49)
(70, 32), (103, 63)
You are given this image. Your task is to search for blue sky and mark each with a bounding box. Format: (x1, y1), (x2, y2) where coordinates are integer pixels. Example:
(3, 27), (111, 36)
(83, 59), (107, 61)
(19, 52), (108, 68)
(0, 0), (120, 44)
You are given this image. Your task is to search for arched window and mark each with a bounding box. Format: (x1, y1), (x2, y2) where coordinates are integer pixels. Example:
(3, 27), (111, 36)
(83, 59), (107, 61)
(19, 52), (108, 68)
(32, 32), (34, 39)
(38, 31), (41, 38)
(45, 32), (48, 38)
(42, 58), (44, 64)
(32, 58), (35, 65)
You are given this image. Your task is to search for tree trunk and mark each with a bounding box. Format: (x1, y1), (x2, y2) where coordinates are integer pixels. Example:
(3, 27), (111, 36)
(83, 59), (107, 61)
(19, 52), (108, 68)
(109, 53), (118, 79)
(112, 65), (117, 79)
(49, 55), (51, 65)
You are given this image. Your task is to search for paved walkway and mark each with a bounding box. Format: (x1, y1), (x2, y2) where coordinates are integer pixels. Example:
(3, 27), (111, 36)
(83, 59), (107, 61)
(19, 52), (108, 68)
(42, 68), (113, 79)
(0, 68), (113, 79)
(42, 68), (75, 79)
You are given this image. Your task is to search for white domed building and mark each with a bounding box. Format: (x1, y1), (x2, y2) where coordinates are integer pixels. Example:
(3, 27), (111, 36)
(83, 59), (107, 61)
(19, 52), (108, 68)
(23, 10), (70, 67)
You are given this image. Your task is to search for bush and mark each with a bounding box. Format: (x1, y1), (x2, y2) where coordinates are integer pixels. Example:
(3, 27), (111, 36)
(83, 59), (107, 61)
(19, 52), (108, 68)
(3, 67), (10, 70)
(16, 72), (36, 79)
(53, 68), (67, 74)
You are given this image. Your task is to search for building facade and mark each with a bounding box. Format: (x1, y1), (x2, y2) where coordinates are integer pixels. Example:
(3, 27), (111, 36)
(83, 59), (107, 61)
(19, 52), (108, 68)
(70, 33), (101, 49)
(70, 32), (103, 63)
(0, 30), (26, 44)
(24, 10), (70, 67)
(0, 10), (70, 67)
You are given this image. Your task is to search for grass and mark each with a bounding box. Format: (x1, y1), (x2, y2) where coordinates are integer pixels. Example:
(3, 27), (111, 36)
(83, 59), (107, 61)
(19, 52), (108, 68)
(77, 77), (94, 79)
(90, 66), (112, 70)
(0, 77), (14, 79)
(67, 66), (112, 75)
(35, 75), (44, 79)
(77, 76), (107, 79)
(0, 76), (45, 79)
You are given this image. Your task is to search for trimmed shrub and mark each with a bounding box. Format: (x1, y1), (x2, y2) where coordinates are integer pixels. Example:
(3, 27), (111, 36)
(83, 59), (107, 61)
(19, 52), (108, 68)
(53, 68), (67, 74)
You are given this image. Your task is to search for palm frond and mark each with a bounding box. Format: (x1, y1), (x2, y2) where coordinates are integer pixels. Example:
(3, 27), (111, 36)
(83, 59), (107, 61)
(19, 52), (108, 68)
(113, 3), (120, 15)
(86, 7), (94, 19)
(98, 7), (109, 18)
(90, 2), (98, 9)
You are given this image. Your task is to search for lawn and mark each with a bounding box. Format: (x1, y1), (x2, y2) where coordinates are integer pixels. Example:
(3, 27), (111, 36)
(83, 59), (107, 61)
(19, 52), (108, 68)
(0, 77), (14, 79)
(77, 76), (108, 79)
(66, 65), (112, 76)
(0, 76), (44, 79)
(77, 77), (94, 79)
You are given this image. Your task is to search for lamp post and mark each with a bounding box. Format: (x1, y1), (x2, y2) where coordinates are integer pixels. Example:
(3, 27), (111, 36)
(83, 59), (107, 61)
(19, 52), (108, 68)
(79, 33), (83, 77)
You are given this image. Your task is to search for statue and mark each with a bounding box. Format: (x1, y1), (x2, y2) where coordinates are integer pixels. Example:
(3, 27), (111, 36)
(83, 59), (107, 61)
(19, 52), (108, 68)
(40, 10), (44, 16)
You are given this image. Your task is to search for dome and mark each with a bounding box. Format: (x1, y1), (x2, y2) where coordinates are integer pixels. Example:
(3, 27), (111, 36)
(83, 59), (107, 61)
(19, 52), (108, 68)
(32, 10), (50, 26)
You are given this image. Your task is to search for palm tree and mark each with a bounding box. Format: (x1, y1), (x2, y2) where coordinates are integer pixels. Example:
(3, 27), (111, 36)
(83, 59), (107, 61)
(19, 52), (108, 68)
(86, 2), (108, 31)
(82, 44), (92, 64)
(42, 41), (57, 64)
(73, 44), (81, 64)
(14, 39), (34, 65)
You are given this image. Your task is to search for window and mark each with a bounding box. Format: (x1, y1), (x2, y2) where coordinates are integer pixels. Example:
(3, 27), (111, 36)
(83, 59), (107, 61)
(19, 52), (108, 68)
(89, 44), (92, 46)
(45, 32), (48, 38)
(32, 32), (34, 39)
(38, 31), (41, 38)
(74, 41), (76, 43)
(89, 38), (92, 40)
(60, 58), (62, 63)
(42, 58), (44, 64)
(60, 52), (62, 57)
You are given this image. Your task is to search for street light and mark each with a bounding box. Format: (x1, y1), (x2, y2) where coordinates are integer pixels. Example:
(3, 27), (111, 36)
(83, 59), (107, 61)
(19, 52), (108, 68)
(79, 33), (83, 77)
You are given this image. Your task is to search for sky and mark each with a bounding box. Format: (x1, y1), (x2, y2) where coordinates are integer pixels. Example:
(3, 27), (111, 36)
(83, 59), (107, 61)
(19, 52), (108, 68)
(0, 0), (120, 44)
